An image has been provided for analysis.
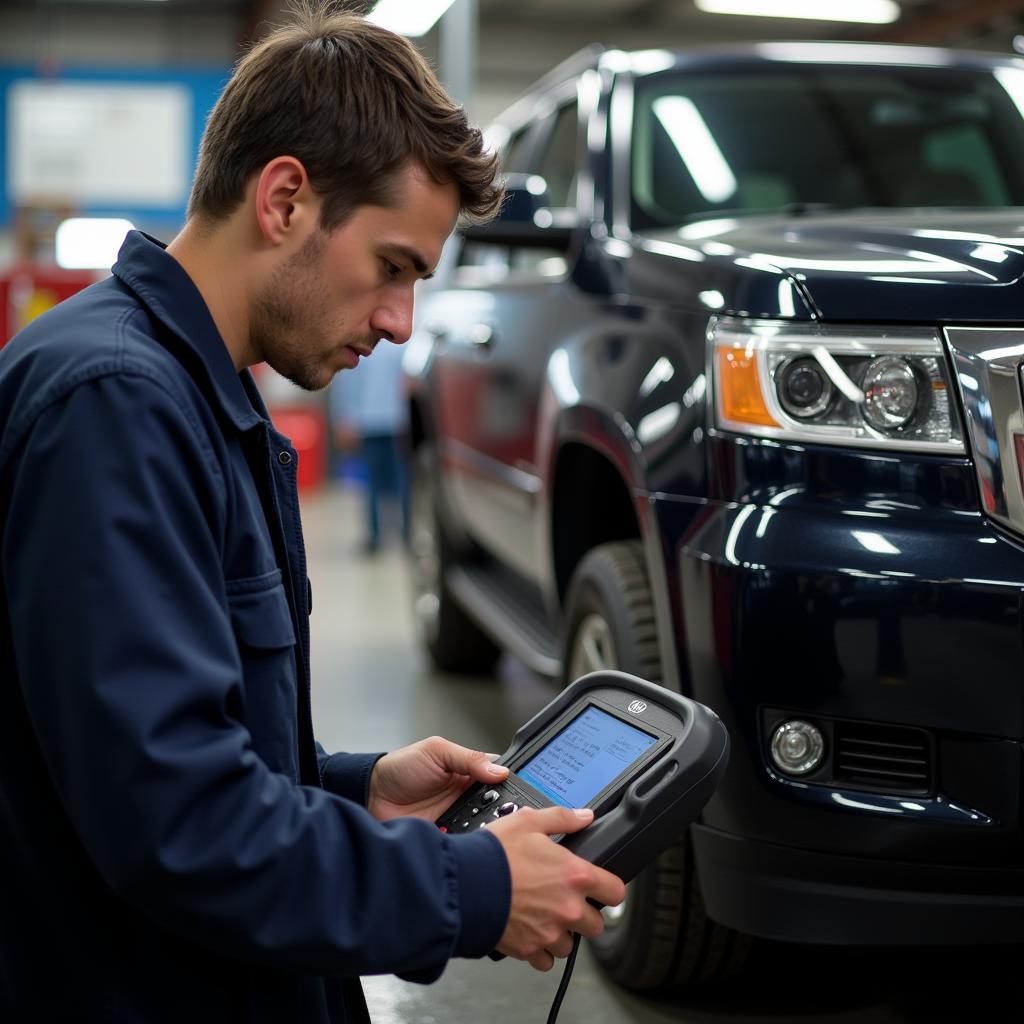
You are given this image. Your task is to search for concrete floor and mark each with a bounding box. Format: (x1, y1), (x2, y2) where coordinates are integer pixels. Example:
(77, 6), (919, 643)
(303, 483), (1023, 1024)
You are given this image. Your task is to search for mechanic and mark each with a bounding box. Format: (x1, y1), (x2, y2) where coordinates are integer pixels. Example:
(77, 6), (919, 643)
(0, 4), (625, 1021)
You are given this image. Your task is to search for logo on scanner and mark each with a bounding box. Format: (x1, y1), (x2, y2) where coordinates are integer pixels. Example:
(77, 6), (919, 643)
(627, 700), (647, 715)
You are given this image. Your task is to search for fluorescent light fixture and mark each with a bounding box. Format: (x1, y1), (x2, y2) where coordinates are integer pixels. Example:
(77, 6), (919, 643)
(55, 218), (134, 270)
(695, 0), (900, 24)
(629, 50), (676, 75)
(757, 42), (951, 66)
(367, 0), (457, 37)
(653, 96), (737, 204)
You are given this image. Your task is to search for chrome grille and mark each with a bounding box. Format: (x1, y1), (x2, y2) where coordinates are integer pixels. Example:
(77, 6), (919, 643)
(946, 327), (1024, 537)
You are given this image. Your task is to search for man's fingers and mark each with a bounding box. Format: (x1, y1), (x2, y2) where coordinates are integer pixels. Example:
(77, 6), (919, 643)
(588, 864), (627, 910)
(429, 738), (507, 783)
(545, 931), (577, 959)
(518, 804), (594, 836)
(573, 903), (610, 940)
(527, 950), (555, 972)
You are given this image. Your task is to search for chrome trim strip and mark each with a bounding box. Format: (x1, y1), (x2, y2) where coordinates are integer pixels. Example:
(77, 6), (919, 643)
(440, 437), (542, 495)
(945, 327), (1024, 535)
(610, 71), (634, 239)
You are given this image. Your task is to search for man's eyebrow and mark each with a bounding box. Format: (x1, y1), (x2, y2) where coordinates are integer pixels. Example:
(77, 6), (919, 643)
(384, 244), (435, 280)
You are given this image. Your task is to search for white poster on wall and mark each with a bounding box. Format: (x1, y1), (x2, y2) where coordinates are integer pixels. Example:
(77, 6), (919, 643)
(7, 80), (189, 207)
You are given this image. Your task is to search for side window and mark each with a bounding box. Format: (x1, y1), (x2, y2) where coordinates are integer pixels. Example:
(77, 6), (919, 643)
(502, 127), (534, 175)
(454, 240), (511, 286)
(453, 127), (531, 284)
(535, 103), (579, 209)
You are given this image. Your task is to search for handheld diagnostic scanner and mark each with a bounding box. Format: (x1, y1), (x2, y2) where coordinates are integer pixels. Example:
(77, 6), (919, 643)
(435, 670), (729, 887)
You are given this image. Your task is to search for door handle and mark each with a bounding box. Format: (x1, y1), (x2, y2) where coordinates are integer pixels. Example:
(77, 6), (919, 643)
(468, 323), (496, 349)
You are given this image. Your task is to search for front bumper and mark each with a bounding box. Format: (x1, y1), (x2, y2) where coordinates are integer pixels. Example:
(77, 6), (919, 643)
(652, 442), (1024, 941)
(692, 823), (1024, 944)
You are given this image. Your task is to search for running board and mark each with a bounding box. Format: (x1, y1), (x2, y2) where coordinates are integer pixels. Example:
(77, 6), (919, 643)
(447, 565), (562, 677)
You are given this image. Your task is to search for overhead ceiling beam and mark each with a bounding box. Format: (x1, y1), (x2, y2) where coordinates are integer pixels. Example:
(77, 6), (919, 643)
(878, 0), (1024, 43)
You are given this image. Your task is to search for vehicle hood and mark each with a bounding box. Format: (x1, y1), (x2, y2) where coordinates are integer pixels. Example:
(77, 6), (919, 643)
(634, 208), (1024, 324)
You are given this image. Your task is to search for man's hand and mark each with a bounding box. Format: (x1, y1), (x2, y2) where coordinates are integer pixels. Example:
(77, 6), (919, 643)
(486, 806), (627, 972)
(367, 736), (508, 822)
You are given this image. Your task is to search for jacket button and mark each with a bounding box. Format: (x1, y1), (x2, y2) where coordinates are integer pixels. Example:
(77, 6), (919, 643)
(278, 451), (293, 465)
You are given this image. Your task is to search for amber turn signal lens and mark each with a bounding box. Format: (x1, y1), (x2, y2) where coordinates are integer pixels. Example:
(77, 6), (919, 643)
(716, 346), (779, 428)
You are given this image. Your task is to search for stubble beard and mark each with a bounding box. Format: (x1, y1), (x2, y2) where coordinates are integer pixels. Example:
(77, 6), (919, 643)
(250, 229), (337, 393)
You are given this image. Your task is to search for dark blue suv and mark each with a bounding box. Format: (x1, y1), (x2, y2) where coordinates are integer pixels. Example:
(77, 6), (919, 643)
(403, 42), (1024, 990)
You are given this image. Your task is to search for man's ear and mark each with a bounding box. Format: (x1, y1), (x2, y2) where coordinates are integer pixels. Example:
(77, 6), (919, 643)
(254, 156), (316, 246)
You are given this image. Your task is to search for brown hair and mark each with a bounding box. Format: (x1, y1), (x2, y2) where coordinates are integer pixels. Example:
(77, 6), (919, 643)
(188, 1), (502, 228)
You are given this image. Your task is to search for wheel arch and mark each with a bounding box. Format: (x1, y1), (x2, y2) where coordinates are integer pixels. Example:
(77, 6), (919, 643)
(547, 415), (682, 692)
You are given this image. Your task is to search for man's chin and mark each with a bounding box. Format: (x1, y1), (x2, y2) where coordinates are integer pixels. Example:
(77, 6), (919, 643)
(271, 363), (332, 394)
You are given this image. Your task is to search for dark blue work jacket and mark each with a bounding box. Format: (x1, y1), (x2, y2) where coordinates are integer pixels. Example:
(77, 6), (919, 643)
(0, 232), (509, 1022)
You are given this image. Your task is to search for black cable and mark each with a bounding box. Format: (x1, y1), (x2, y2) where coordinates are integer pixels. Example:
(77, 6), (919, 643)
(546, 933), (582, 1024)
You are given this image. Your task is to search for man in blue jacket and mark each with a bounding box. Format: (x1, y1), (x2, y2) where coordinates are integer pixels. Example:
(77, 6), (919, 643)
(0, 5), (624, 1021)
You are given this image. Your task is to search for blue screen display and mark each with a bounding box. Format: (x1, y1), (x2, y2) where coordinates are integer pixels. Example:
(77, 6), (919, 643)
(517, 706), (658, 808)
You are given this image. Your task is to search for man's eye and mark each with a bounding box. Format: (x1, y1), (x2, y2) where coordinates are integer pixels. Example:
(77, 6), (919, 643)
(383, 259), (402, 280)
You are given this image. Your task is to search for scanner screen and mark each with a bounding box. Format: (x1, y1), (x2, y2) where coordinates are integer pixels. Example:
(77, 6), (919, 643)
(517, 705), (658, 808)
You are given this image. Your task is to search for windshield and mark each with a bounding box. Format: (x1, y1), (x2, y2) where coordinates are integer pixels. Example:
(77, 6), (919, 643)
(631, 64), (1024, 230)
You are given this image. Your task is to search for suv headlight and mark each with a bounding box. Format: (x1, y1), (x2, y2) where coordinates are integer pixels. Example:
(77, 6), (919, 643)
(711, 319), (964, 454)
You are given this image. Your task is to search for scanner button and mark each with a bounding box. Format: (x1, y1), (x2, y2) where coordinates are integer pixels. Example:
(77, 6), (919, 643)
(481, 790), (500, 805)
(497, 802), (519, 816)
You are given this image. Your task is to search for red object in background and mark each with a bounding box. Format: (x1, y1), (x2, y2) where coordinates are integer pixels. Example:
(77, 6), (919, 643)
(1, 264), (102, 346)
(250, 362), (329, 493)
(269, 406), (328, 491)
(0, 276), (328, 490)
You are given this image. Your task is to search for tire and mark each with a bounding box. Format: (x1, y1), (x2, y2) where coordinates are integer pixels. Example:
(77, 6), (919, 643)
(562, 540), (750, 991)
(407, 446), (500, 674)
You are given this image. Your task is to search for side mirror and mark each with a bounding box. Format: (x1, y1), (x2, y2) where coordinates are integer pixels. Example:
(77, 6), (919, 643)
(461, 173), (578, 249)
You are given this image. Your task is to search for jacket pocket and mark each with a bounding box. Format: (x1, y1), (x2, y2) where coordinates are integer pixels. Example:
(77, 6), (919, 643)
(226, 575), (299, 779)
(227, 578), (296, 650)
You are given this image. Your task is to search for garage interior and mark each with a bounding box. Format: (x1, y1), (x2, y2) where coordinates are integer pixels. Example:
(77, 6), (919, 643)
(3, 2), (1024, 1022)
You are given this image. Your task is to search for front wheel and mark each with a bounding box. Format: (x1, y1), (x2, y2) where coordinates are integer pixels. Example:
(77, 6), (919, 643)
(562, 540), (750, 990)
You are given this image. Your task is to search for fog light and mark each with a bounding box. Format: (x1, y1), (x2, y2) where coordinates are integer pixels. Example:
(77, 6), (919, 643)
(770, 720), (824, 776)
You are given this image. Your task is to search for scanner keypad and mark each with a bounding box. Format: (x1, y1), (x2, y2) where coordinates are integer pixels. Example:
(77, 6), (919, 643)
(436, 779), (542, 833)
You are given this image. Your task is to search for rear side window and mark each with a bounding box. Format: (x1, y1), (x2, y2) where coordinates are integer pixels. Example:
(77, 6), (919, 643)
(535, 103), (579, 209)
(502, 127), (534, 174)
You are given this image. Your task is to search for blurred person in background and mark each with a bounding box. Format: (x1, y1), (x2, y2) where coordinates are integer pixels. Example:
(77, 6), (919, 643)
(329, 335), (410, 553)
(0, 4), (624, 1022)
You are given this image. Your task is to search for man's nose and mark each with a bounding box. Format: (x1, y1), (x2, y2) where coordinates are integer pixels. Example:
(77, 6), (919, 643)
(372, 295), (414, 345)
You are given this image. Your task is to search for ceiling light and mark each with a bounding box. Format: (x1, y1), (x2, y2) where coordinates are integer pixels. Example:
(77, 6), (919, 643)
(694, 0), (901, 24)
(367, 0), (457, 37)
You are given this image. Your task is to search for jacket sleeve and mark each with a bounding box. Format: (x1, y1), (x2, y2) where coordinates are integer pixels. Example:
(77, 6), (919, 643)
(316, 744), (385, 805)
(2, 369), (510, 980)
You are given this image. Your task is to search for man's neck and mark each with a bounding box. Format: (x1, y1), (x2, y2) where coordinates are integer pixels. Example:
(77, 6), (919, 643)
(167, 220), (254, 371)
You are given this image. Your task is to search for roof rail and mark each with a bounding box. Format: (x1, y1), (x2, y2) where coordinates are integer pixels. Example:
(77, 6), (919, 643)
(520, 43), (606, 98)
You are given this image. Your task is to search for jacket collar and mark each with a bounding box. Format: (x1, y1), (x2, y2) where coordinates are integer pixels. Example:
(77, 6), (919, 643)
(112, 230), (264, 433)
